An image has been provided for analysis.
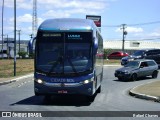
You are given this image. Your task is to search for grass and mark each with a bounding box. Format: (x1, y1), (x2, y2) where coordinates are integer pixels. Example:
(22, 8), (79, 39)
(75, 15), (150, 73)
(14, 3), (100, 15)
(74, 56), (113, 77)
(0, 59), (120, 78)
(104, 59), (121, 65)
(0, 59), (34, 78)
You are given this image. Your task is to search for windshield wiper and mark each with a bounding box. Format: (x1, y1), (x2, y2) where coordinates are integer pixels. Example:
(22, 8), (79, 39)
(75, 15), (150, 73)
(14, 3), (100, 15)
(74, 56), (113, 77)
(67, 56), (79, 75)
(48, 56), (63, 76)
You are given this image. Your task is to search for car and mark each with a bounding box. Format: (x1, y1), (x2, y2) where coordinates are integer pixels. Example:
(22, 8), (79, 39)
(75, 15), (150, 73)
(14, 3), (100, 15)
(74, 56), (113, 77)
(121, 49), (160, 67)
(96, 53), (104, 58)
(108, 51), (129, 59)
(115, 59), (159, 81)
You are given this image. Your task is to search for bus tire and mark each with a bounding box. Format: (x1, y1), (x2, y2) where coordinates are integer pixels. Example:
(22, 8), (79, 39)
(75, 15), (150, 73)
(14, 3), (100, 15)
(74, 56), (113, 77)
(97, 85), (101, 93)
(86, 95), (95, 102)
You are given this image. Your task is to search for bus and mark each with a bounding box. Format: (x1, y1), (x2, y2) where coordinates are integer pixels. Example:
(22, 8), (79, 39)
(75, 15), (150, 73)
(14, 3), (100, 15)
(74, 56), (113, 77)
(32, 18), (103, 101)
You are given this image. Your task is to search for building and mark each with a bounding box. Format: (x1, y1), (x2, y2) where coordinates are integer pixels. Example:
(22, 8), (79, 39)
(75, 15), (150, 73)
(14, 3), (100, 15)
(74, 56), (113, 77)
(104, 40), (160, 50)
(1, 39), (160, 58)
(0, 39), (29, 58)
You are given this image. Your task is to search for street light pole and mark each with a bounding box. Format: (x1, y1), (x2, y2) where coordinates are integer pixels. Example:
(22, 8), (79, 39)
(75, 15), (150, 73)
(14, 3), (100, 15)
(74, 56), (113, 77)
(14, 0), (16, 76)
(6, 35), (9, 59)
(1, 0), (4, 59)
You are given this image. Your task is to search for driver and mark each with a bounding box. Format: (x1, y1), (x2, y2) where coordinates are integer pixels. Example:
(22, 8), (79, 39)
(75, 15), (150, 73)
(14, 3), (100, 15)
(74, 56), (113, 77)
(75, 51), (87, 60)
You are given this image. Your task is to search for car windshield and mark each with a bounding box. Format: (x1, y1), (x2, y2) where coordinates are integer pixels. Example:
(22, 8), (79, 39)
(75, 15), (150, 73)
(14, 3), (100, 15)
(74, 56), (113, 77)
(132, 50), (145, 56)
(36, 32), (93, 76)
(125, 61), (139, 67)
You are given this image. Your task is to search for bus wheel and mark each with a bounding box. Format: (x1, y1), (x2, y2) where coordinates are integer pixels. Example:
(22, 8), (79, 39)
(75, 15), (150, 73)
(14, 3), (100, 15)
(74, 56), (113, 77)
(86, 95), (95, 102)
(97, 85), (101, 93)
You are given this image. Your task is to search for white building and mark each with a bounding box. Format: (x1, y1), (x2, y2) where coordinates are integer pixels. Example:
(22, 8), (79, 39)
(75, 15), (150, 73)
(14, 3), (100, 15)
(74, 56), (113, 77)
(104, 40), (160, 50)
(0, 40), (28, 58)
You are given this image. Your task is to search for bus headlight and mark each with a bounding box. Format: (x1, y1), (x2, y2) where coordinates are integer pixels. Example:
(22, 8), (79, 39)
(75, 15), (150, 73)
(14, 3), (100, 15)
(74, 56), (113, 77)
(35, 79), (43, 84)
(83, 78), (94, 84)
(84, 80), (90, 84)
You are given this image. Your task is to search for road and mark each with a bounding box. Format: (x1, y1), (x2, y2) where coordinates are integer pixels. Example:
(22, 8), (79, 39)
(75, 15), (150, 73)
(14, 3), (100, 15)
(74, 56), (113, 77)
(0, 66), (160, 120)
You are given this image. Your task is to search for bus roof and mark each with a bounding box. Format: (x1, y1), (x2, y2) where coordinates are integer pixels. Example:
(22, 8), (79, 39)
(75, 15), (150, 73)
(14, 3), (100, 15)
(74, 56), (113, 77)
(38, 18), (96, 31)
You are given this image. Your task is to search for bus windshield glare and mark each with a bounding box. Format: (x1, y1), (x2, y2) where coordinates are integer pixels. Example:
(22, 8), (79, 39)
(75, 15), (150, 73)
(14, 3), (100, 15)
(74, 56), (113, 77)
(36, 32), (93, 76)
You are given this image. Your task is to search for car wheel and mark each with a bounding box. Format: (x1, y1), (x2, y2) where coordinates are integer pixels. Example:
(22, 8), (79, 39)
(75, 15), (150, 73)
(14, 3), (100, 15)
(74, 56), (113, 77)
(131, 73), (137, 81)
(152, 71), (158, 78)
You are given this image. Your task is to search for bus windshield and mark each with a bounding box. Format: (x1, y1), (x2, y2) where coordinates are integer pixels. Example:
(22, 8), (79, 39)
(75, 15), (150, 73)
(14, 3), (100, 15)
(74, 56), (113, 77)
(36, 32), (93, 76)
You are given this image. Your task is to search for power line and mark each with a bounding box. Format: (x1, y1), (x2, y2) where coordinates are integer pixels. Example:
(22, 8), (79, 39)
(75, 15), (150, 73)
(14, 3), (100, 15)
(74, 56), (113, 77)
(105, 37), (160, 41)
(128, 21), (160, 26)
(102, 20), (160, 28)
(101, 25), (120, 28)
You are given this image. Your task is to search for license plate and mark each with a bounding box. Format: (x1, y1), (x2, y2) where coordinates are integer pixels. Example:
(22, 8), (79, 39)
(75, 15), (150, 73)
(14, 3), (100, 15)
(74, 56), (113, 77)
(58, 90), (68, 94)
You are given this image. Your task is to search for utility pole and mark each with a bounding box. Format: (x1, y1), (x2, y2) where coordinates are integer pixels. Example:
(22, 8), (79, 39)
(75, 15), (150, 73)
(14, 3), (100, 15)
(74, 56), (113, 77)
(1, 0), (4, 59)
(17, 30), (21, 56)
(14, 0), (16, 76)
(121, 24), (127, 52)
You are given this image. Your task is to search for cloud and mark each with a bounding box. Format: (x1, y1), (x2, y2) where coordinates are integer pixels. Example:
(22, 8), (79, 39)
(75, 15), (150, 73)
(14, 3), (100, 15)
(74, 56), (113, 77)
(9, 14), (32, 23)
(149, 32), (160, 37)
(9, 14), (43, 25)
(148, 29), (160, 37)
(38, 0), (107, 10)
(116, 26), (143, 33)
(2, 0), (32, 9)
(17, 14), (32, 23)
(42, 10), (71, 18)
(37, 17), (44, 26)
(42, 8), (99, 18)
(126, 27), (143, 33)
(38, 0), (107, 17)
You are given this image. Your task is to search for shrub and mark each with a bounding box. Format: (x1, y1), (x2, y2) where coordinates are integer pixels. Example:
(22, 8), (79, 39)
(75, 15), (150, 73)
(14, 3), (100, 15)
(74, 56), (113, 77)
(18, 51), (28, 58)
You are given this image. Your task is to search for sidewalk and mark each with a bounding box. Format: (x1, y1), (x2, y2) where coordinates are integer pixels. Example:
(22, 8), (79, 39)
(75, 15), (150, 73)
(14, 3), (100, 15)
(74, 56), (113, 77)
(0, 74), (33, 85)
(129, 80), (160, 102)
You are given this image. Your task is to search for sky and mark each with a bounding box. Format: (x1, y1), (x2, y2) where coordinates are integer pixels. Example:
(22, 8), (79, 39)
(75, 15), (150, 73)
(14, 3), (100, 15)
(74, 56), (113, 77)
(0, 0), (160, 42)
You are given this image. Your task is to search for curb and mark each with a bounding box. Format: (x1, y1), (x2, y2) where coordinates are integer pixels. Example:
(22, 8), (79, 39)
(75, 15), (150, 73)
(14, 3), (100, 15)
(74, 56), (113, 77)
(129, 86), (160, 103)
(103, 65), (121, 67)
(0, 74), (34, 85)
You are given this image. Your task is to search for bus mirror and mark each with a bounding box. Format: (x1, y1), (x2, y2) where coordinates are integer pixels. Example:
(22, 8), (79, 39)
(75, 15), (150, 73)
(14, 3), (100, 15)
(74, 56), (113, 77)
(94, 39), (98, 49)
(93, 38), (98, 55)
(28, 37), (36, 58)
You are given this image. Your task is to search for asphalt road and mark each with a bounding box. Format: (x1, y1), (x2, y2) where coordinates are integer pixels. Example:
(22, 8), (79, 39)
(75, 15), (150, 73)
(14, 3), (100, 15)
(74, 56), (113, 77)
(0, 66), (160, 120)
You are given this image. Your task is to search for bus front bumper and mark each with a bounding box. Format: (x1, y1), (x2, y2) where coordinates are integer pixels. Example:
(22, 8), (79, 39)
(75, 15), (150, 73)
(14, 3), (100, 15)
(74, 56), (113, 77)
(34, 81), (95, 96)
